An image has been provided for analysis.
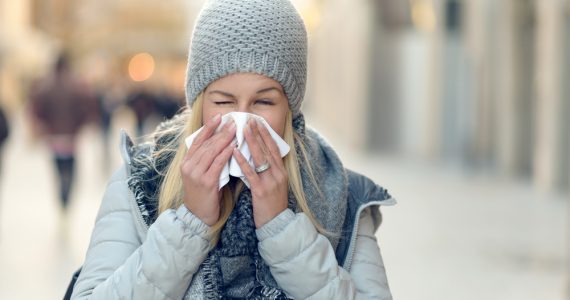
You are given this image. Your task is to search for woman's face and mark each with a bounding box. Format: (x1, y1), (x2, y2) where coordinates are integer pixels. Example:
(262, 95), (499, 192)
(202, 73), (289, 137)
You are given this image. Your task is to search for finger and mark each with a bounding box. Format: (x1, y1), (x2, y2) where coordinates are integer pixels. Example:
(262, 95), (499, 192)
(206, 142), (235, 179)
(188, 113), (222, 152)
(244, 119), (269, 169)
(185, 113), (222, 162)
(254, 119), (284, 168)
(233, 147), (260, 185)
(250, 119), (270, 156)
(184, 116), (230, 166)
(190, 120), (236, 173)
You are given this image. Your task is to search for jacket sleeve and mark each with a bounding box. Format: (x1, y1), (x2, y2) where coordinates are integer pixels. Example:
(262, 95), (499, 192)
(256, 208), (392, 300)
(71, 166), (212, 300)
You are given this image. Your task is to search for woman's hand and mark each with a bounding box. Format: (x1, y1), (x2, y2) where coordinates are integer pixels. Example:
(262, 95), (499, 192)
(181, 114), (236, 226)
(233, 119), (289, 228)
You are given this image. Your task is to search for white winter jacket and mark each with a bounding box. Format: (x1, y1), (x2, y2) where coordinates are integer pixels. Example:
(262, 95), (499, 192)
(70, 164), (395, 299)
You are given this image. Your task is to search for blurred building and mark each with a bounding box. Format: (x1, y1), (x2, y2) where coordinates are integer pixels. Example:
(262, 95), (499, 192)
(0, 0), (50, 111)
(0, 0), (568, 193)
(306, 0), (570, 193)
(0, 0), (199, 112)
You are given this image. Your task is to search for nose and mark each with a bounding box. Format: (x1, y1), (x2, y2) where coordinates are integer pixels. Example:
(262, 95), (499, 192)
(237, 103), (252, 114)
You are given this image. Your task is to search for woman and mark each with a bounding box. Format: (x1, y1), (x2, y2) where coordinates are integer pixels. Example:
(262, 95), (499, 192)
(71, 0), (396, 299)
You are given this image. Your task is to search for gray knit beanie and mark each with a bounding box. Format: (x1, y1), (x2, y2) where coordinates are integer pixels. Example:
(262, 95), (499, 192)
(185, 0), (307, 118)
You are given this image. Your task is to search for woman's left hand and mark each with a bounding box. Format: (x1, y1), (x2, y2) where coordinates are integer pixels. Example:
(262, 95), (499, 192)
(233, 118), (289, 229)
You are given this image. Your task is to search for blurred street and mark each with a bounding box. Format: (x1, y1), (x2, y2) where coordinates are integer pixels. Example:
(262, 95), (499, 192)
(0, 108), (566, 300)
(0, 107), (132, 299)
(0, 0), (569, 299)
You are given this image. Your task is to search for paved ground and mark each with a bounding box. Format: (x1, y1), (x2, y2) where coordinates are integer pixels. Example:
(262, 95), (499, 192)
(0, 109), (567, 299)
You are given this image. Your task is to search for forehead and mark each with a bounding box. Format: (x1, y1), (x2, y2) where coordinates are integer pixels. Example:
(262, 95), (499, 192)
(206, 73), (283, 92)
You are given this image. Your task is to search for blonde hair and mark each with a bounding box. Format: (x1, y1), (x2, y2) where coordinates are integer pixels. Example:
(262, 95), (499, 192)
(155, 94), (325, 242)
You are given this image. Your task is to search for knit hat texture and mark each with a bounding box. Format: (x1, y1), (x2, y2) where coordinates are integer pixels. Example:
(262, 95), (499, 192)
(185, 0), (307, 118)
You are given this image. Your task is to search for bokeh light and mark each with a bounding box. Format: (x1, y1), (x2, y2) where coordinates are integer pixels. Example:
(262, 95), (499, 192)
(128, 52), (155, 82)
(411, 0), (437, 33)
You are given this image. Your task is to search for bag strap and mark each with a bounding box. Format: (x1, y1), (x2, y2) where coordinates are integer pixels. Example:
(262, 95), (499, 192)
(63, 267), (82, 300)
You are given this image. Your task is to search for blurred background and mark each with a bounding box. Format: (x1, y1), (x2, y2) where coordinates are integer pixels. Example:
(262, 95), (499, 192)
(0, 0), (568, 299)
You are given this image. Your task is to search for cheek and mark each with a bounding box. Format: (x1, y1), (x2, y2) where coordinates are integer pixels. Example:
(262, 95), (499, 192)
(264, 115), (287, 137)
(202, 105), (225, 124)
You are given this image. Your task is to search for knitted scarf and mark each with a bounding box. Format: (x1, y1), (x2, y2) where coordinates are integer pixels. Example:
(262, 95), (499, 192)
(126, 114), (348, 299)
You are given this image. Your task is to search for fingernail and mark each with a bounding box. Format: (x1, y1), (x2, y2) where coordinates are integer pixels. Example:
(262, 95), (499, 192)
(229, 120), (236, 130)
(213, 113), (221, 122)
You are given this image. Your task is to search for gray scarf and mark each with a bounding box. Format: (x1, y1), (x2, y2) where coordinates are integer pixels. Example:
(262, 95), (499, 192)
(127, 114), (348, 299)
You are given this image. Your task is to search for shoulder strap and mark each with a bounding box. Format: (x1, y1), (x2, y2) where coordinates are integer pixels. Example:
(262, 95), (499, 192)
(63, 267), (82, 300)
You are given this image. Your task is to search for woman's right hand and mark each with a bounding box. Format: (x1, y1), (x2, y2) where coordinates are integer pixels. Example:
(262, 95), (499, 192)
(181, 114), (236, 226)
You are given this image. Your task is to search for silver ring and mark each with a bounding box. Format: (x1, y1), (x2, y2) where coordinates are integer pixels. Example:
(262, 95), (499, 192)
(254, 161), (271, 173)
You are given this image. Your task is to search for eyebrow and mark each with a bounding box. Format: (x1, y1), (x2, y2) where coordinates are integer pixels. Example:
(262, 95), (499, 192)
(256, 87), (283, 94)
(208, 87), (283, 98)
(208, 90), (235, 98)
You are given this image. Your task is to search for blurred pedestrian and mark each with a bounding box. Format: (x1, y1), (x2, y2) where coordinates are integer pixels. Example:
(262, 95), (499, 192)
(70, 0), (396, 299)
(0, 103), (9, 175)
(96, 82), (123, 172)
(154, 90), (184, 120)
(125, 88), (157, 137)
(29, 52), (96, 212)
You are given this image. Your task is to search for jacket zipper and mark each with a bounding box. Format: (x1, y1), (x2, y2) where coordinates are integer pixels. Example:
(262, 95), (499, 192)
(343, 198), (396, 271)
(120, 130), (150, 235)
(126, 182), (150, 239)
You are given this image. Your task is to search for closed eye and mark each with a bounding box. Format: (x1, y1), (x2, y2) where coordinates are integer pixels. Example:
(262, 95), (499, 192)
(255, 99), (274, 105)
(214, 101), (234, 105)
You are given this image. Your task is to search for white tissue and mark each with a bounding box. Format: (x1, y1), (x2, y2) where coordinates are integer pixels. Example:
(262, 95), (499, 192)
(184, 112), (290, 189)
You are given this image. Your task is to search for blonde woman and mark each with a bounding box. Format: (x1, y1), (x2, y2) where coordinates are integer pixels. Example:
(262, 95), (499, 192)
(71, 0), (396, 299)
